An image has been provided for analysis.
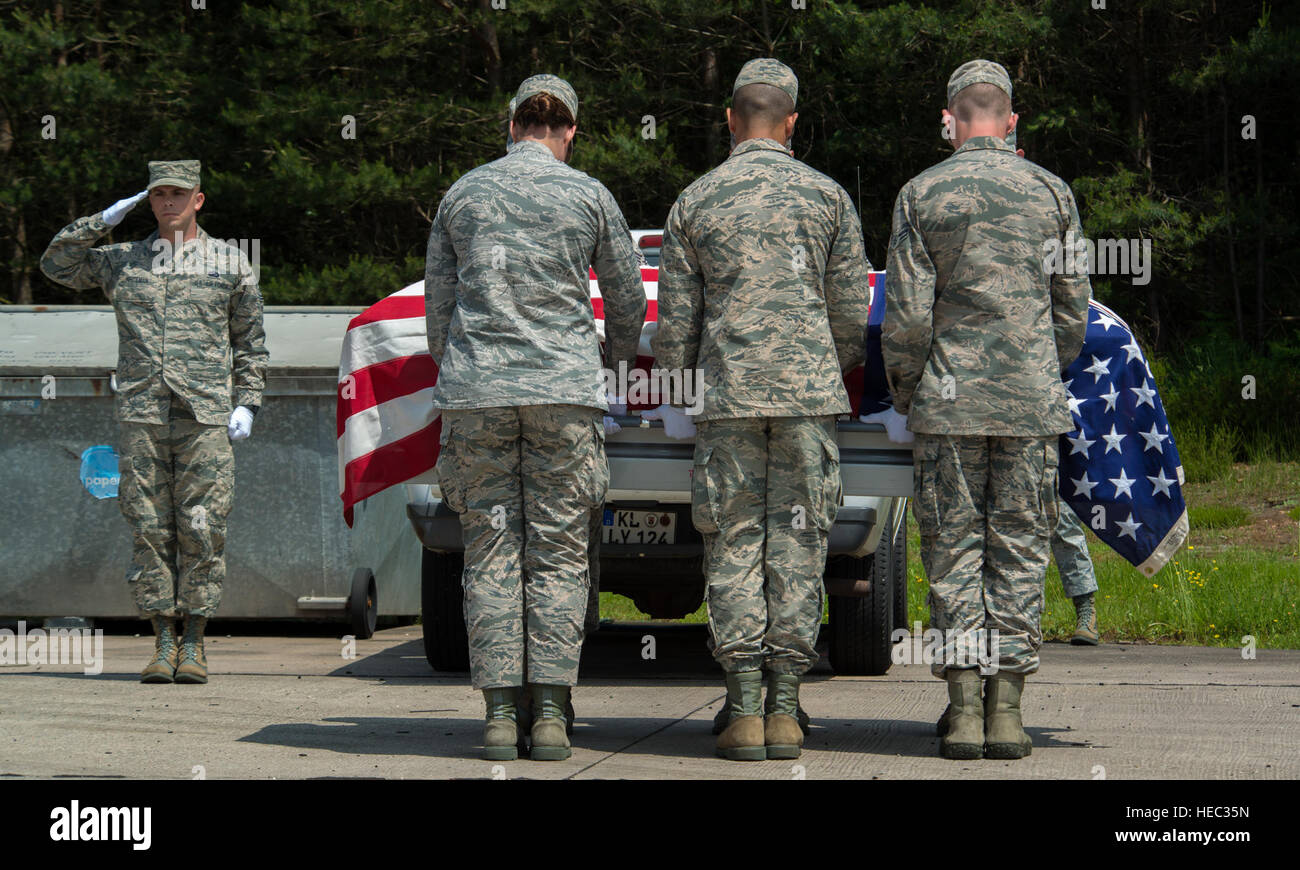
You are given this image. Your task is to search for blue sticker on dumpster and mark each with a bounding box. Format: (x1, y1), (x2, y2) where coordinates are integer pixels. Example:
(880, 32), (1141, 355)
(80, 446), (120, 499)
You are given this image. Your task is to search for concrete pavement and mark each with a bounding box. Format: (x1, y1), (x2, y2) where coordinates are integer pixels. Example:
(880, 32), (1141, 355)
(1, 624), (1296, 779)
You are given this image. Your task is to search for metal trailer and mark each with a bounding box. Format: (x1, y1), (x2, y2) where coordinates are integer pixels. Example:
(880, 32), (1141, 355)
(0, 305), (421, 636)
(408, 417), (914, 676)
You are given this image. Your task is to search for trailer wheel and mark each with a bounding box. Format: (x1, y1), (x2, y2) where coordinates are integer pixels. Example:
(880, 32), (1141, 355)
(421, 549), (470, 672)
(827, 503), (899, 676)
(349, 567), (378, 640)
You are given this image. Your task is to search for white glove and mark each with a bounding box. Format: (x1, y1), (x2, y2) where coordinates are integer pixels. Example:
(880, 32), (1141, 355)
(641, 404), (697, 440)
(102, 191), (148, 227)
(602, 416), (622, 436)
(228, 406), (255, 441)
(860, 407), (914, 444)
(606, 394), (628, 416)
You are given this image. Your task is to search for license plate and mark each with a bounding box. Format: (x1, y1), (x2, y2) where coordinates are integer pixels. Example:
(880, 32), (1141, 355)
(602, 509), (676, 545)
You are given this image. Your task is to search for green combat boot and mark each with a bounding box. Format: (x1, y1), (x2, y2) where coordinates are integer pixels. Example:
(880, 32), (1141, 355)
(984, 673), (1033, 759)
(174, 615), (209, 684)
(529, 684), (572, 761)
(763, 672), (804, 760)
(713, 698), (809, 735)
(517, 687), (576, 736)
(482, 687), (523, 761)
(939, 668), (984, 759)
(1071, 593), (1100, 645)
(715, 670), (765, 761)
(140, 616), (178, 684)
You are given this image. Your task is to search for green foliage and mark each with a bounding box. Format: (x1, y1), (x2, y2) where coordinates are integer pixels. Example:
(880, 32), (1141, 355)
(3, 0), (1298, 382)
(1151, 327), (1300, 467)
(1174, 422), (1240, 484)
(1188, 504), (1251, 529)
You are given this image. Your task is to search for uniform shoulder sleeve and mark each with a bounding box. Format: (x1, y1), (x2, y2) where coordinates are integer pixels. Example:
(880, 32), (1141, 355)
(649, 193), (706, 391)
(424, 195), (459, 365)
(589, 182), (647, 375)
(881, 181), (937, 415)
(39, 214), (117, 295)
(823, 186), (871, 373)
(1050, 181), (1092, 372)
(229, 247), (268, 409)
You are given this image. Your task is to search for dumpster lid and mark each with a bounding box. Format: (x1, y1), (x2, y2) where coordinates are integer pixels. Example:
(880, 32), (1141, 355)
(0, 305), (365, 373)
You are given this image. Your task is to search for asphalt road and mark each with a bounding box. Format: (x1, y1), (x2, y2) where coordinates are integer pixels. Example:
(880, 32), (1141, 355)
(2, 623), (1296, 779)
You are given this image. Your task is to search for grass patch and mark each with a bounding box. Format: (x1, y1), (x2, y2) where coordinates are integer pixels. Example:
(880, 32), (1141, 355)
(1174, 421), (1240, 483)
(906, 461), (1300, 648)
(1188, 503), (1250, 529)
(598, 592), (707, 624)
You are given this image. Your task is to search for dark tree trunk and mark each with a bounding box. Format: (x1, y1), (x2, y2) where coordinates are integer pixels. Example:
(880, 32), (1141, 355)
(476, 0), (502, 93)
(15, 214), (32, 305)
(703, 48), (720, 161)
(1222, 93), (1243, 343)
(1255, 135), (1265, 348)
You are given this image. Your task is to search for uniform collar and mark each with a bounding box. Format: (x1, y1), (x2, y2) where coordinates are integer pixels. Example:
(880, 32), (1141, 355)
(143, 225), (210, 249)
(512, 139), (558, 161)
(730, 137), (792, 157)
(954, 135), (1014, 155)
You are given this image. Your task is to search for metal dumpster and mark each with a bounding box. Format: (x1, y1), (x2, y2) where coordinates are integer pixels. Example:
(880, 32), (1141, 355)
(0, 305), (421, 636)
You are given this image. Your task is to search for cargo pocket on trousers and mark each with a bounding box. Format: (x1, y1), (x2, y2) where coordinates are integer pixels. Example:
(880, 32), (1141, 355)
(691, 445), (720, 535)
(1041, 439), (1060, 528)
(815, 434), (842, 533)
(912, 438), (941, 538)
(435, 419), (467, 514)
(579, 417), (610, 509)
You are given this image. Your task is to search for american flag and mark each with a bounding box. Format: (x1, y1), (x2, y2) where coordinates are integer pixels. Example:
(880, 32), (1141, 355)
(337, 267), (660, 526)
(336, 282), (441, 527)
(335, 267), (877, 526)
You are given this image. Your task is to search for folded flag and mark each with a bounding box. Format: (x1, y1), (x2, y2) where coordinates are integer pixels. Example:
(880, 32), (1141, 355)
(1058, 300), (1188, 576)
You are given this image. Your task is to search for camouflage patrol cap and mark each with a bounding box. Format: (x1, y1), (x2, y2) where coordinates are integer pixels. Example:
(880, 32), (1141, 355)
(514, 74), (578, 122)
(733, 58), (798, 108)
(147, 160), (201, 191)
(946, 59), (1012, 105)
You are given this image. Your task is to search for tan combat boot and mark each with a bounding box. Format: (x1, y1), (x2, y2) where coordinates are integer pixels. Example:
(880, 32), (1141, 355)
(984, 672), (1033, 759)
(529, 684), (572, 761)
(1071, 593), (1100, 645)
(763, 672), (804, 760)
(140, 616), (179, 684)
(714, 697), (810, 735)
(174, 615), (209, 684)
(716, 670), (765, 761)
(939, 667), (984, 759)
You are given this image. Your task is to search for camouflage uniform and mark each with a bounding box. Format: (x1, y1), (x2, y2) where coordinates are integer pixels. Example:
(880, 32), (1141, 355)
(426, 75), (645, 689)
(883, 62), (1091, 676)
(39, 161), (267, 619)
(653, 60), (871, 675)
(1052, 495), (1098, 598)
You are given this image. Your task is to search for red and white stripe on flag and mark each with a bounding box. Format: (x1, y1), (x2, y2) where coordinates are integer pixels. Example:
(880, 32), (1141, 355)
(337, 268), (878, 525)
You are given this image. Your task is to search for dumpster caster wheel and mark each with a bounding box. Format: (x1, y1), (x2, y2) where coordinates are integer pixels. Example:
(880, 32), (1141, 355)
(349, 567), (378, 640)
